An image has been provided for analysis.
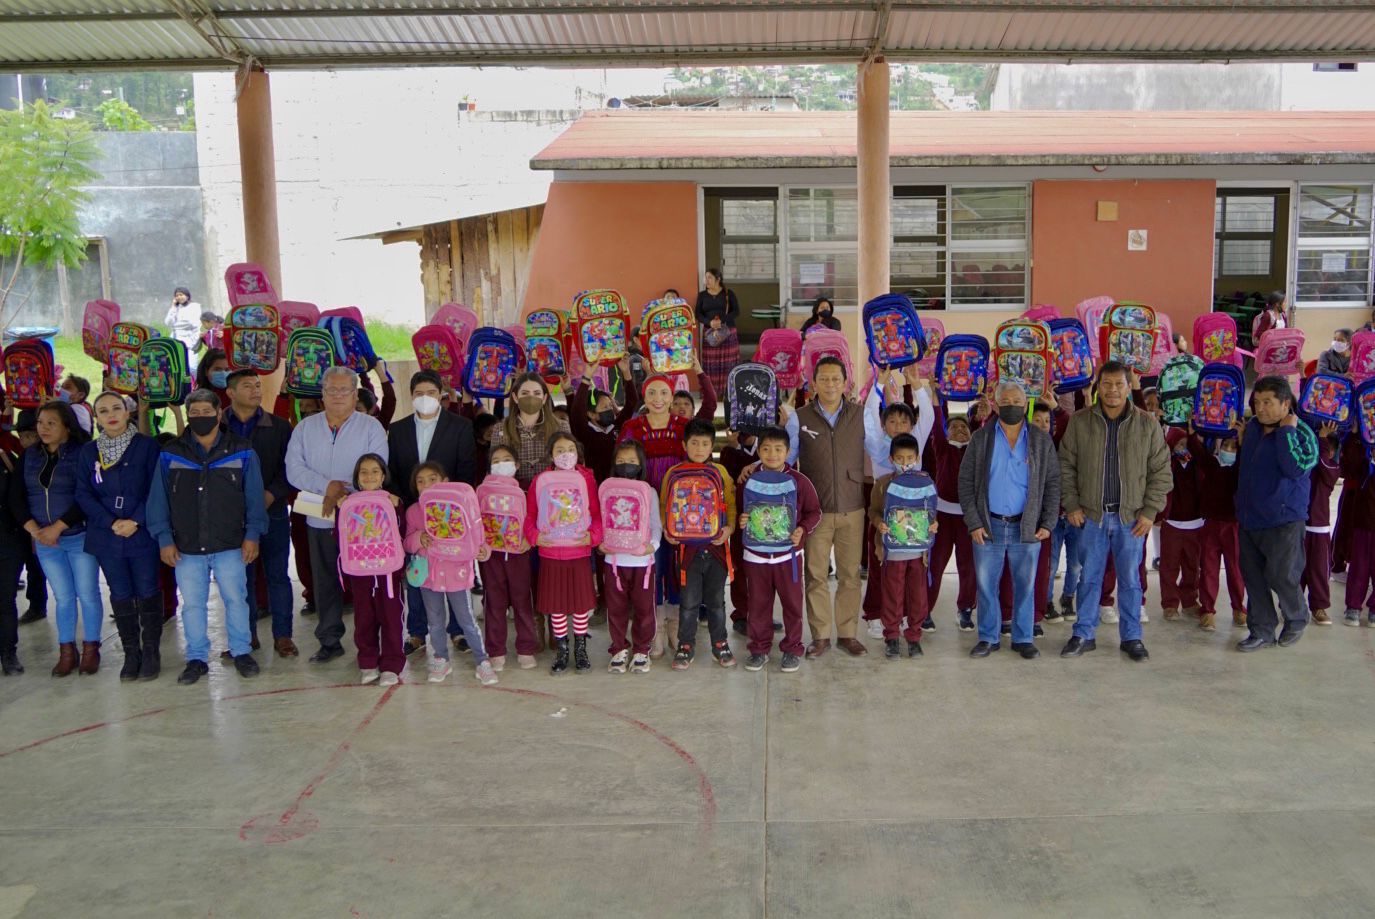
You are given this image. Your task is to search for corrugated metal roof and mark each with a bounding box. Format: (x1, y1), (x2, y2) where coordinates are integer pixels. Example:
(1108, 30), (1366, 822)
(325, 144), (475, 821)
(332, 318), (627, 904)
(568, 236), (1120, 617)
(2, 1), (1374, 70)
(531, 109), (1375, 168)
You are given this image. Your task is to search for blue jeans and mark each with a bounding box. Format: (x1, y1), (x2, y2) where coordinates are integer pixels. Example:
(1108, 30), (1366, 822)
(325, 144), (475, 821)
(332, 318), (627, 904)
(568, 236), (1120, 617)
(99, 549), (161, 602)
(972, 518), (1038, 644)
(406, 574), (461, 639)
(1073, 514), (1144, 642)
(1050, 517), (1083, 601)
(35, 532), (103, 643)
(176, 548), (253, 662)
(421, 589), (488, 664)
(246, 512), (294, 639)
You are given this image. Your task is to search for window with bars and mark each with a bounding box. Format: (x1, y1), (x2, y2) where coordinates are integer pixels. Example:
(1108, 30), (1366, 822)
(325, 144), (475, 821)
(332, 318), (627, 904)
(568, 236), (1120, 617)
(720, 198), (778, 282)
(892, 188), (945, 303)
(1214, 193), (1278, 279)
(788, 188), (859, 309)
(948, 186), (1029, 308)
(1295, 184), (1373, 306)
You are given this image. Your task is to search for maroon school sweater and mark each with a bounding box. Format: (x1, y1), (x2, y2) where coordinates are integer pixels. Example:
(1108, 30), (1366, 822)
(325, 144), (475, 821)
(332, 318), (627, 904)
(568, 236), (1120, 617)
(1338, 438), (1375, 531)
(926, 403), (963, 505)
(570, 378), (639, 482)
(1192, 435), (1239, 523)
(1308, 435), (1340, 529)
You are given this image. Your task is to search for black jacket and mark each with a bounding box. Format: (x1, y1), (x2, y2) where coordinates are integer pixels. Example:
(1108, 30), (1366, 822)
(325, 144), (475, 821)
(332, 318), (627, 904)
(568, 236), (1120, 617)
(224, 408), (293, 517)
(0, 451), (26, 556)
(388, 409), (476, 501)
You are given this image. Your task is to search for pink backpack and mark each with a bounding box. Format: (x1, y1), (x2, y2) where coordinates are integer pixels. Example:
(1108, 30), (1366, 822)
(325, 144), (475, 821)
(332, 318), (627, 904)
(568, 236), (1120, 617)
(504, 325), (527, 352)
(277, 300), (319, 351)
(82, 299), (120, 365)
(337, 491), (404, 594)
(322, 306), (364, 325)
(224, 263), (278, 307)
(915, 316), (944, 378)
(1193, 313), (1242, 367)
(599, 478), (656, 554)
(433, 303), (479, 347)
(419, 483), (483, 562)
(535, 469), (592, 548)
(1253, 328), (1306, 377)
(1021, 304), (1060, 323)
(1075, 296), (1114, 360)
(801, 329), (853, 388)
(1148, 312), (1176, 375)
(756, 328), (804, 389)
(1352, 330), (1375, 384)
(412, 324), (465, 388)
(477, 477), (527, 553)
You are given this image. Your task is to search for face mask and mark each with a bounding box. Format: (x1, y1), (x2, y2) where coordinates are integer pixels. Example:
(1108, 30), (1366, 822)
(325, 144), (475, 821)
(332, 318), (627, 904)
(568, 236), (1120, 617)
(948, 439), (969, 449)
(553, 452), (577, 471)
(1332, 340), (1349, 354)
(819, 309), (833, 320)
(596, 410), (616, 428)
(1173, 451), (1190, 465)
(613, 462), (641, 479)
(997, 404), (1025, 425)
(413, 395), (440, 416)
(209, 370), (228, 389)
(490, 460), (517, 478)
(894, 461), (918, 475)
(57, 390), (71, 404)
(188, 415), (219, 436)
(1218, 450), (1237, 467)
(517, 395), (544, 415)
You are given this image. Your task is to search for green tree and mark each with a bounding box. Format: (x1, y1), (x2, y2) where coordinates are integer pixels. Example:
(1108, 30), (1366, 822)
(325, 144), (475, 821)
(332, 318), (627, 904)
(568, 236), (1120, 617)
(0, 101), (100, 327)
(179, 98), (196, 132)
(95, 98), (153, 132)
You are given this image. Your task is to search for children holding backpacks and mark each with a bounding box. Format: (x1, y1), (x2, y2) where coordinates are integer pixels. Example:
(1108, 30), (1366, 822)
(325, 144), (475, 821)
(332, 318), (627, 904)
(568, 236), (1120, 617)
(600, 441), (660, 673)
(868, 433), (937, 658)
(664, 419), (736, 670)
(404, 461), (497, 685)
(524, 432), (603, 675)
(477, 445), (539, 669)
(1195, 433), (1247, 631)
(1303, 423), (1340, 625)
(345, 455), (408, 686)
(738, 426), (820, 672)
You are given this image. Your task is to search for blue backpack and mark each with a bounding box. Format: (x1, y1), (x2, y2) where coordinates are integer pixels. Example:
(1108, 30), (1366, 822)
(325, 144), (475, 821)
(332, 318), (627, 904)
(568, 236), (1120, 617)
(1047, 318), (1095, 394)
(1192, 363), (1245, 437)
(463, 328), (523, 399)
(882, 470), (938, 557)
(863, 293), (926, 370)
(1299, 371), (1353, 433)
(935, 334), (989, 402)
(319, 316), (388, 380)
(1355, 378), (1375, 458)
(741, 469), (800, 579)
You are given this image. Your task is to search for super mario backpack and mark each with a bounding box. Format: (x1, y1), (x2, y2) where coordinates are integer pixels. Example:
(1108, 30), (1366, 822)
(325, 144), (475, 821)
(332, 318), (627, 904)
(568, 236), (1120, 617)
(1253, 328), (1307, 377)
(741, 469), (801, 578)
(935, 334), (990, 402)
(883, 469), (939, 557)
(1047, 317), (1095, 393)
(535, 469), (592, 548)
(2, 339), (55, 409)
(801, 329), (853, 388)
(433, 303), (479, 349)
(992, 319), (1053, 401)
(320, 315), (382, 378)
(337, 491), (405, 595)
(640, 297), (697, 374)
(82, 299), (119, 364)
(663, 463), (728, 552)
(1193, 312), (1242, 368)
(1158, 353), (1205, 427)
(283, 327), (338, 398)
(277, 301), (320, 350)
(225, 303), (281, 373)
(1100, 303), (1157, 374)
(412, 324), (465, 389)
(108, 322), (153, 395)
(524, 309), (568, 384)
(463, 327), (522, 399)
(1075, 295), (1114, 361)
(571, 289), (630, 367)
(914, 315), (944, 378)
(862, 293), (926, 370)
(756, 328), (804, 390)
(137, 338), (190, 408)
(476, 477), (527, 554)
(419, 483), (483, 562)
(599, 478), (657, 563)
(1192, 362), (1246, 437)
(1351, 330), (1375, 384)
(1299, 371), (1353, 432)
(726, 363), (779, 436)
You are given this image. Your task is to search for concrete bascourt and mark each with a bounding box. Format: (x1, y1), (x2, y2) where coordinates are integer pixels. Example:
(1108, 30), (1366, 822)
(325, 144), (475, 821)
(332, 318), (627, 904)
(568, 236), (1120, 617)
(3, 565), (1375, 918)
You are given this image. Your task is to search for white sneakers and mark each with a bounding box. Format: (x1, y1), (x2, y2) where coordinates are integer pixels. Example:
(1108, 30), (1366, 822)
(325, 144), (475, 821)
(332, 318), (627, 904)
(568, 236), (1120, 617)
(517, 654), (537, 670)
(428, 659), (452, 683)
(1100, 605), (1119, 624)
(359, 668), (380, 685)
(489, 655), (506, 672)
(630, 653), (651, 673)
(475, 660), (499, 685)
(866, 620), (885, 639)
(379, 672), (400, 687)
(608, 650), (629, 674)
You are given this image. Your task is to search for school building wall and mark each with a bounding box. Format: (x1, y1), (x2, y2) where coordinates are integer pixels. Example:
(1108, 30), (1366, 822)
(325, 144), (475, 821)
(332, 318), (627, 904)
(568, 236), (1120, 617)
(520, 181), (700, 319)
